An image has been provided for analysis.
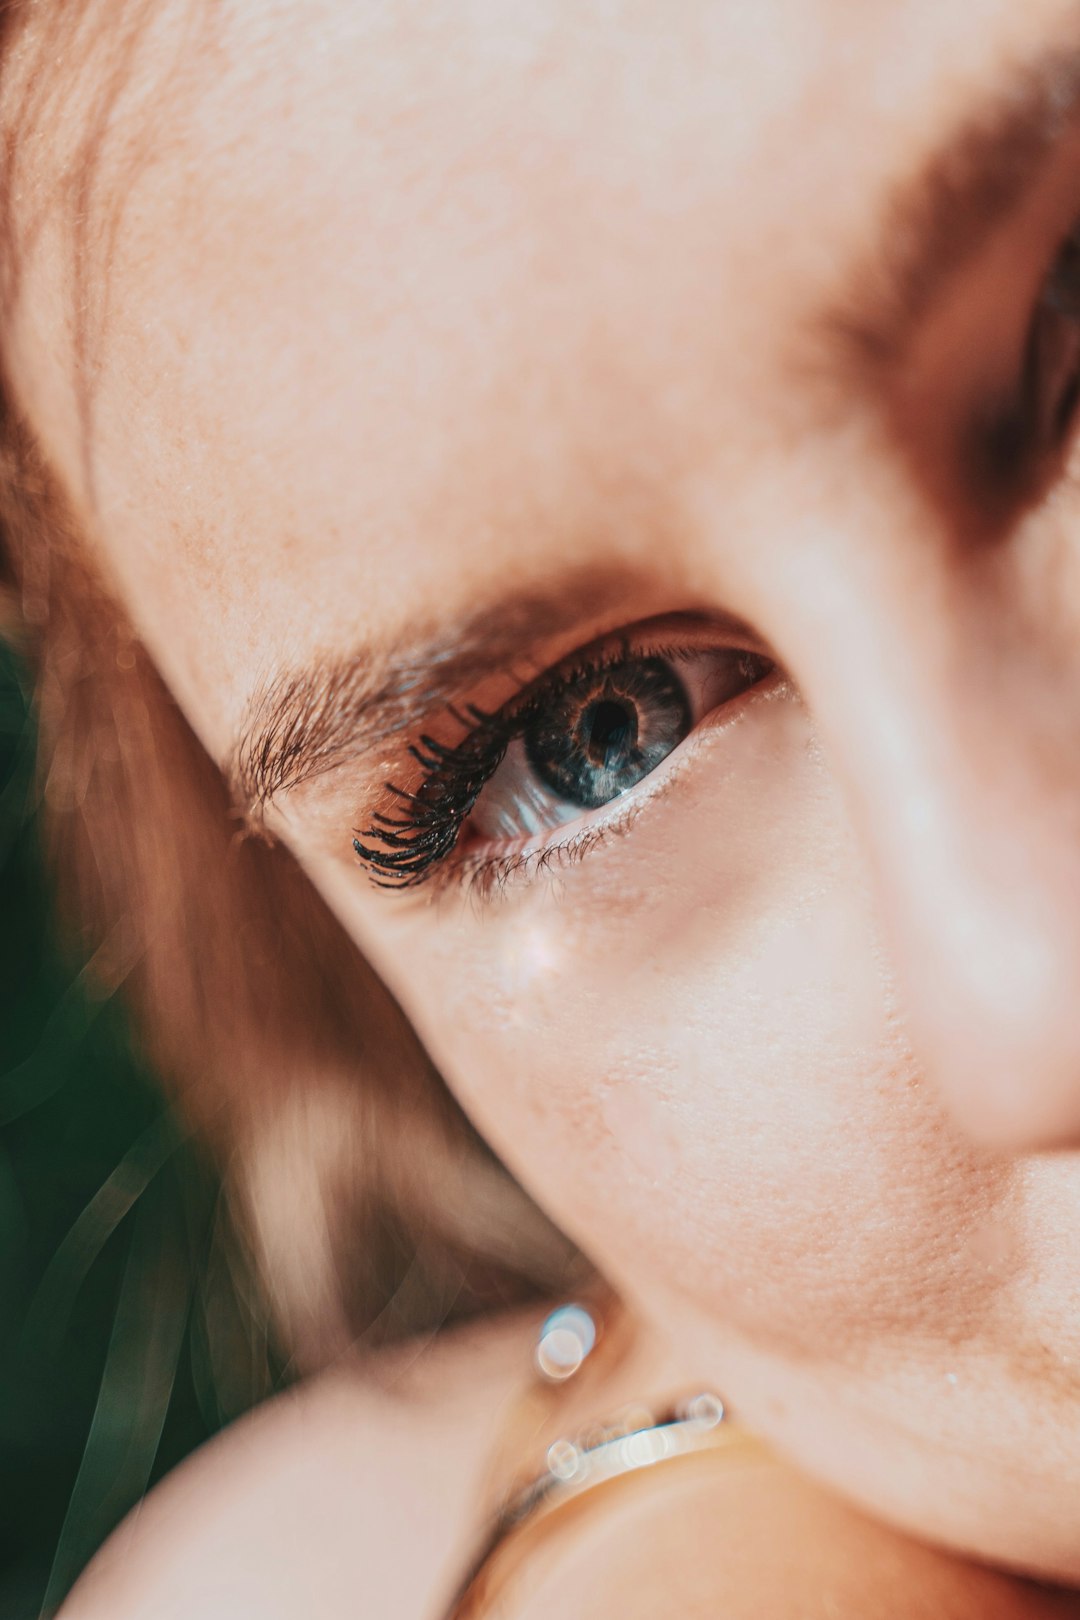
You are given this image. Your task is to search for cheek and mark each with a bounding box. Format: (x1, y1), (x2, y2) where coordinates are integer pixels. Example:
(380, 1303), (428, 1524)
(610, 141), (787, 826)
(323, 698), (1016, 1363)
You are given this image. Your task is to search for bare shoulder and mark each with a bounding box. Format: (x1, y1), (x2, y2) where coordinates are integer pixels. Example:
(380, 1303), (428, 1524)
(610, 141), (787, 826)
(507, 1456), (1080, 1620)
(59, 1310), (1079, 1620)
(59, 1309), (543, 1620)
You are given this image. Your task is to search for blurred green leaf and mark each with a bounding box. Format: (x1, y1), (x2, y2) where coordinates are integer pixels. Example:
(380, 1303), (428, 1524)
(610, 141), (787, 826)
(0, 641), (279, 1620)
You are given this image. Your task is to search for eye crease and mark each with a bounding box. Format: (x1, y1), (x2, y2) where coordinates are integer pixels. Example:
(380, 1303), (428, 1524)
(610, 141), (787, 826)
(351, 632), (774, 896)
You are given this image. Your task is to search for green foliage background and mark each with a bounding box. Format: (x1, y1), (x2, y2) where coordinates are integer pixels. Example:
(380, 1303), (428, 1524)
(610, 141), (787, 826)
(0, 644), (276, 1618)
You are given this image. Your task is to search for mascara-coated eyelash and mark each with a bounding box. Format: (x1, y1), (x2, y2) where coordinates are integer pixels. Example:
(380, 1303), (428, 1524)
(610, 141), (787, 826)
(351, 704), (513, 888)
(352, 644), (648, 889)
(352, 635), (774, 893)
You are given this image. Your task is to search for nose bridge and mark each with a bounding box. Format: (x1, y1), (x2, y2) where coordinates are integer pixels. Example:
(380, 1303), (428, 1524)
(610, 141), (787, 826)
(721, 472), (1080, 1150)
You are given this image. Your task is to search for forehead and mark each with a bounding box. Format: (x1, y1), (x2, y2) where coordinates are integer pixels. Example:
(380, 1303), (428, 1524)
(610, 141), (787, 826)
(6, 0), (1076, 752)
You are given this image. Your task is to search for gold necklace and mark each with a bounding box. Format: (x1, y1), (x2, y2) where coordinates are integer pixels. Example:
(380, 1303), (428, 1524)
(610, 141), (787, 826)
(440, 1301), (766, 1620)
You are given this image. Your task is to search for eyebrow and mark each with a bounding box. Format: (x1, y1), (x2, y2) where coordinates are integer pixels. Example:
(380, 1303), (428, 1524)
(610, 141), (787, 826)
(824, 29), (1080, 371)
(235, 22), (1080, 816)
(232, 566), (654, 813)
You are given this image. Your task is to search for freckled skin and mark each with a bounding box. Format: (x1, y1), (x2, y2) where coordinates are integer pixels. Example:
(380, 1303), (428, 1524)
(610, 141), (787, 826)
(11, 0), (1080, 1584)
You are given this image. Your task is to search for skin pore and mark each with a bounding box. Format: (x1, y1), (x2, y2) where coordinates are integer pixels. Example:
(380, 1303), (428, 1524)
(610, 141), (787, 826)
(11, 0), (1080, 1599)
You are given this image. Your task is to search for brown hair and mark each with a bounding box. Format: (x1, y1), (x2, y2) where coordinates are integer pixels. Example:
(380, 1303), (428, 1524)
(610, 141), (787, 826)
(0, 3), (579, 1371)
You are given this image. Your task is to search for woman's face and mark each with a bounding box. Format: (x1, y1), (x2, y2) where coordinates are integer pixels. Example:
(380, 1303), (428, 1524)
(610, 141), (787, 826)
(14, 0), (1080, 1579)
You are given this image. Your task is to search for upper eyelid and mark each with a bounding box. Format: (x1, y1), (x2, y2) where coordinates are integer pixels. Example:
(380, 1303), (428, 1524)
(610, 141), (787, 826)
(391, 619), (768, 765)
(479, 616), (766, 709)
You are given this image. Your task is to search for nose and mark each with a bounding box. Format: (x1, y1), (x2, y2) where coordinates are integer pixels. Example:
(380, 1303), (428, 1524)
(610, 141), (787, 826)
(748, 493), (1080, 1152)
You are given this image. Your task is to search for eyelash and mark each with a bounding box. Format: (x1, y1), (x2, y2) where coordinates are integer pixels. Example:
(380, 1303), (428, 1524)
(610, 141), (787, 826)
(351, 705), (514, 890)
(351, 636), (769, 897)
(352, 643), (636, 892)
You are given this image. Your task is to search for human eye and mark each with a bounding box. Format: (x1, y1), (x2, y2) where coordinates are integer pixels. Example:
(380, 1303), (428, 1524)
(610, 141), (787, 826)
(351, 624), (775, 898)
(1005, 213), (1080, 485)
(1023, 220), (1080, 454)
(950, 202), (1080, 515)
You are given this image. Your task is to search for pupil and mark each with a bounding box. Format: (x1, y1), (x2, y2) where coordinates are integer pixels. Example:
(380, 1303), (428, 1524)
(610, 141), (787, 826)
(583, 698), (636, 767)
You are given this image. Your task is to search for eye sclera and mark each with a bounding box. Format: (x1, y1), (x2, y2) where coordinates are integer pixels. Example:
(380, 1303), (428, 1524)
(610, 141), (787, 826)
(351, 620), (777, 898)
